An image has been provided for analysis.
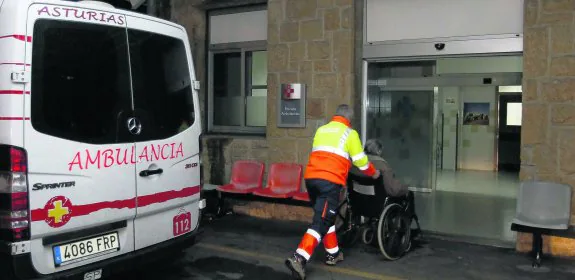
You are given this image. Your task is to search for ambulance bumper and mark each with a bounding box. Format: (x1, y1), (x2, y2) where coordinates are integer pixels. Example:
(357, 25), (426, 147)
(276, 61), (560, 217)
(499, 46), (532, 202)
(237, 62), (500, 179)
(1, 225), (203, 280)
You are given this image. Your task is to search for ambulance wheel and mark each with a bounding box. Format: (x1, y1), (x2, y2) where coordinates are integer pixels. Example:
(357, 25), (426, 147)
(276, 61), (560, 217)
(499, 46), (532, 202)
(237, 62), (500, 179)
(377, 203), (411, 261)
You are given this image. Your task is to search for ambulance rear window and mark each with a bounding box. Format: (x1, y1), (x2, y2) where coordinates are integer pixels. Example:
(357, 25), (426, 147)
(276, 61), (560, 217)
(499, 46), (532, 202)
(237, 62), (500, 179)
(128, 29), (195, 141)
(30, 19), (195, 144)
(31, 19), (133, 144)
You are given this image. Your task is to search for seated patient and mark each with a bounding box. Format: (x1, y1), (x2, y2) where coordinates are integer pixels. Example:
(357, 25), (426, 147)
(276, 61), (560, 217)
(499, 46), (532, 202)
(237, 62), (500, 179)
(348, 139), (409, 198)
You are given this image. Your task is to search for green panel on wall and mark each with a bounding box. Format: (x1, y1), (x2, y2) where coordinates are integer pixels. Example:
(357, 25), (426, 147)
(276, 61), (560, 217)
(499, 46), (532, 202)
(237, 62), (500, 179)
(462, 139), (471, 147)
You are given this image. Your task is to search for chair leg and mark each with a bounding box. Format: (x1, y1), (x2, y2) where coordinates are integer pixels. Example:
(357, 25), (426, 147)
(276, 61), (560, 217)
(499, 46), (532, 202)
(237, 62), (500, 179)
(214, 193), (234, 217)
(532, 232), (543, 268)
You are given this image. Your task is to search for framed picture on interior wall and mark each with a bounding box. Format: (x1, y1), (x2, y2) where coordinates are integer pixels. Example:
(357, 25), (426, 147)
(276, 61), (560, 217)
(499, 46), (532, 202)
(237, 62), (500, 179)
(463, 102), (490, 126)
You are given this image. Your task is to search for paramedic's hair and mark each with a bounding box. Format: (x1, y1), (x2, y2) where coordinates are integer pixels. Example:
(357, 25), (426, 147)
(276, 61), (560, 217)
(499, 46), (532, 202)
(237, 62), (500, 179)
(335, 104), (353, 120)
(365, 139), (384, 156)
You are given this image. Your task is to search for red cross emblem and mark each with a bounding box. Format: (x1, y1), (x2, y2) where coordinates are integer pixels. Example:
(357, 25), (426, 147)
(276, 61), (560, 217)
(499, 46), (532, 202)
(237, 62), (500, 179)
(44, 196), (73, 228)
(284, 84), (295, 99)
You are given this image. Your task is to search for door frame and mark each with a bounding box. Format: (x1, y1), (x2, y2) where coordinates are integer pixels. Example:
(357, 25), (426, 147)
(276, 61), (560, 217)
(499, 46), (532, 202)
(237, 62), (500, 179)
(361, 59), (523, 193)
(496, 86), (523, 172)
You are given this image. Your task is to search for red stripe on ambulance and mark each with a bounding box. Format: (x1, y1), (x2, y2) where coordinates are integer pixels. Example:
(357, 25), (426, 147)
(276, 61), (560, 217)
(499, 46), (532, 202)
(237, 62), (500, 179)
(30, 185), (201, 222)
(0, 90), (30, 94)
(0, 62), (31, 66)
(0, 34), (32, 42)
(0, 117), (29, 120)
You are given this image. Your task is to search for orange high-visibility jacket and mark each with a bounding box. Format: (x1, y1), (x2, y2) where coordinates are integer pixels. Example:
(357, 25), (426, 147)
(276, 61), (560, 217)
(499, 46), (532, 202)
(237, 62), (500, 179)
(304, 116), (376, 186)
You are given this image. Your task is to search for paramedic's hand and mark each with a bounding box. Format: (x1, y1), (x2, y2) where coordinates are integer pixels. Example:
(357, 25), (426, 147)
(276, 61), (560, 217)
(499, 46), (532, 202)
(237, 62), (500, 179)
(372, 169), (381, 179)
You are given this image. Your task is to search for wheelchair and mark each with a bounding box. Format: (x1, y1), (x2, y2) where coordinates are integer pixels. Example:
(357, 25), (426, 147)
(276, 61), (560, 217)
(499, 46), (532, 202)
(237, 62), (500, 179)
(334, 177), (421, 260)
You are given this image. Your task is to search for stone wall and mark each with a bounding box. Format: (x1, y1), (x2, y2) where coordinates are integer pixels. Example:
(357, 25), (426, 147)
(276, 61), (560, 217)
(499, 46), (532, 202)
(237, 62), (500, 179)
(149, 0), (172, 19)
(519, 0), (575, 257)
(352, 0), (364, 130)
(201, 137), (269, 185)
(266, 0), (357, 169)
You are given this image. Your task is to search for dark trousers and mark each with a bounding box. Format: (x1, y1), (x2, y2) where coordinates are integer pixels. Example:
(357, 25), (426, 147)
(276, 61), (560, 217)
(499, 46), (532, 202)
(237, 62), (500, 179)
(306, 179), (341, 237)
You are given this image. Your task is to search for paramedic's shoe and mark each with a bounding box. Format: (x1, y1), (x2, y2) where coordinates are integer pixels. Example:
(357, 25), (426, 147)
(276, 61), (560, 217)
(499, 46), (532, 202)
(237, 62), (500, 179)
(325, 252), (344, 266)
(285, 253), (306, 280)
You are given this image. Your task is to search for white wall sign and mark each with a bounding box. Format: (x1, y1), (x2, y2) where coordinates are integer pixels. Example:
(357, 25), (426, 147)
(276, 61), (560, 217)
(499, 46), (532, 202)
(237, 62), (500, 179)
(210, 10), (267, 45)
(365, 0), (524, 43)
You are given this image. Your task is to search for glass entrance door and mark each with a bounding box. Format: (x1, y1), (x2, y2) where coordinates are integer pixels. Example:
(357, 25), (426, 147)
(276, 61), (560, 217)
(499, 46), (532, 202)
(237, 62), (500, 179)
(363, 56), (525, 245)
(365, 61), (439, 193)
(365, 86), (438, 192)
(363, 60), (523, 194)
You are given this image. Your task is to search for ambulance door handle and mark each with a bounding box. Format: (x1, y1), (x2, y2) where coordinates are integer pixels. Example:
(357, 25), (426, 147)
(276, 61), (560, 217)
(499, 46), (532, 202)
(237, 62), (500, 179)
(139, 168), (163, 177)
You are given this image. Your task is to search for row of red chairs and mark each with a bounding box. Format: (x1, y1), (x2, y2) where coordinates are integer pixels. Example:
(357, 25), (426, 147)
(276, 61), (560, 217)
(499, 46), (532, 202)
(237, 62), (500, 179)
(216, 160), (311, 202)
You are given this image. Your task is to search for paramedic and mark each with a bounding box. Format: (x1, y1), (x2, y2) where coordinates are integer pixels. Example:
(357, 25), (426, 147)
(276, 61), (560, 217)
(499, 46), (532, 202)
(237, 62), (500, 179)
(285, 104), (380, 280)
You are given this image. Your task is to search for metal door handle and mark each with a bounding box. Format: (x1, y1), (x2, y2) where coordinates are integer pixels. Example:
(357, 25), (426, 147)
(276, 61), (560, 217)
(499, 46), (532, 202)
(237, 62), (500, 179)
(139, 168), (163, 177)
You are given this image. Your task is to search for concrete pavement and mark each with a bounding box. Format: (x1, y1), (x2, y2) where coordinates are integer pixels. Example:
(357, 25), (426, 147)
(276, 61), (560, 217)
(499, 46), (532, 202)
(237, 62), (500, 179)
(112, 214), (575, 279)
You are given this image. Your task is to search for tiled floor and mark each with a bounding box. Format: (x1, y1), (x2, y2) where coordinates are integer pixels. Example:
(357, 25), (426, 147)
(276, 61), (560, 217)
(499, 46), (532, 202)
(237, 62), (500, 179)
(436, 169), (520, 198)
(414, 170), (520, 247)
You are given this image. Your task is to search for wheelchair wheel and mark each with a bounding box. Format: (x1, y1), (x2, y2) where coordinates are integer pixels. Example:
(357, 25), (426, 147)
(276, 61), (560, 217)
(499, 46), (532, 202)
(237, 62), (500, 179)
(361, 226), (375, 245)
(377, 203), (411, 261)
(335, 190), (360, 247)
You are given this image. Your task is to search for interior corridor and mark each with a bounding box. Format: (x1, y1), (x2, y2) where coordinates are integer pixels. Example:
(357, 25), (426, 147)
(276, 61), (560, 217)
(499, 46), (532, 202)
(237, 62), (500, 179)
(436, 170), (519, 198)
(414, 170), (519, 247)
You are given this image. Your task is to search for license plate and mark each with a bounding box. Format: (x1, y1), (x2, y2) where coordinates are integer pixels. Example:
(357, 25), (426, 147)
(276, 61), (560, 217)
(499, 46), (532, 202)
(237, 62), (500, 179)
(53, 232), (120, 266)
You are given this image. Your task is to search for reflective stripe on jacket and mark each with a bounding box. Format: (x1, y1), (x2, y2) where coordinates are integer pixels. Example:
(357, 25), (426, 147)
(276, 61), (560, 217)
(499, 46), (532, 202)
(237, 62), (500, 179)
(304, 116), (376, 186)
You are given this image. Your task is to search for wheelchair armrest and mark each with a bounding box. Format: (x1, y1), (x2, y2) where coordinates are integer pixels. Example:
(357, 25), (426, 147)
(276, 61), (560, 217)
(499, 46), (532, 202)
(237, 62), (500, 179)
(348, 171), (379, 186)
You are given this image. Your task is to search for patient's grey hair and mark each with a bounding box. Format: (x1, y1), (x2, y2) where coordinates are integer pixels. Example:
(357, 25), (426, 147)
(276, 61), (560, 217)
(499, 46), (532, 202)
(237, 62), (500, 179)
(364, 139), (383, 156)
(335, 104), (354, 120)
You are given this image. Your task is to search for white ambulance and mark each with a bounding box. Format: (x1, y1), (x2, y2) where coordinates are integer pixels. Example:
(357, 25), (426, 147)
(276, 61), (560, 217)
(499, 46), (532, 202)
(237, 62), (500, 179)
(0, 0), (205, 279)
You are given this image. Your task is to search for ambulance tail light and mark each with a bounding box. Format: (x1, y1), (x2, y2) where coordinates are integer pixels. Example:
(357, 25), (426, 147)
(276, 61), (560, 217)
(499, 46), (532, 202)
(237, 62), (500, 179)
(0, 145), (30, 242)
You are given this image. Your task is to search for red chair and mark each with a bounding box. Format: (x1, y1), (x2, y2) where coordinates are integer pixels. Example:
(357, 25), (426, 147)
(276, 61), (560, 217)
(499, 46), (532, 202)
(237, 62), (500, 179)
(217, 160), (265, 194)
(292, 191), (310, 202)
(253, 163), (303, 199)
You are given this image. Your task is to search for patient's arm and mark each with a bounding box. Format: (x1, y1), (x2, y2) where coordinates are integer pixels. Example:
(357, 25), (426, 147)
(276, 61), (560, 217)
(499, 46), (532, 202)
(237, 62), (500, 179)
(348, 168), (378, 185)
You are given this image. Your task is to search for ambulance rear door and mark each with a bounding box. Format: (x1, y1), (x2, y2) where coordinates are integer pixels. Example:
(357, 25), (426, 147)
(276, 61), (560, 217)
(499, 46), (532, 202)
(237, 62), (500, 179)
(125, 15), (201, 250)
(24, 2), (137, 274)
